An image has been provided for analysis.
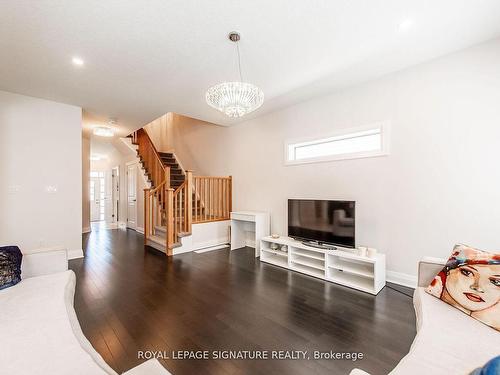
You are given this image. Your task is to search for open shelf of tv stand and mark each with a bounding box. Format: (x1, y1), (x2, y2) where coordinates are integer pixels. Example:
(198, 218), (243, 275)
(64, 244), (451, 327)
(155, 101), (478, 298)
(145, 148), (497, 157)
(260, 236), (385, 295)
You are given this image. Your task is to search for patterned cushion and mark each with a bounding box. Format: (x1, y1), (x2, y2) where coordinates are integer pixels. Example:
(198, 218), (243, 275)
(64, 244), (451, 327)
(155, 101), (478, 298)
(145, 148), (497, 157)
(426, 244), (500, 331)
(470, 355), (500, 375)
(0, 246), (23, 290)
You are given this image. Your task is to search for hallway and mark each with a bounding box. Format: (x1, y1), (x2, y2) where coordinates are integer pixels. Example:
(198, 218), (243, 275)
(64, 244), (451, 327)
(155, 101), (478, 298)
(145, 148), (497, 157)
(71, 227), (416, 375)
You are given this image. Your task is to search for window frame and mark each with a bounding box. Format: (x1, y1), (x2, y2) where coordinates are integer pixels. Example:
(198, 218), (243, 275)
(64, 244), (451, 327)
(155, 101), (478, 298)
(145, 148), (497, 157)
(284, 122), (390, 166)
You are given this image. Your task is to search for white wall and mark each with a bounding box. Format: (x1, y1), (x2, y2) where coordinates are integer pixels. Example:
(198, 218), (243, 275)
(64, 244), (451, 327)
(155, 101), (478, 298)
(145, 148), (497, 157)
(156, 38), (500, 282)
(191, 220), (230, 251)
(143, 113), (172, 152)
(82, 135), (91, 232)
(0, 90), (83, 258)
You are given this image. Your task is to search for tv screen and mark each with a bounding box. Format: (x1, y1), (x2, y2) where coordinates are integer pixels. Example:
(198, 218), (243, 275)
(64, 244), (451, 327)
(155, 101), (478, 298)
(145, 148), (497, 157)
(288, 199), (355, 248)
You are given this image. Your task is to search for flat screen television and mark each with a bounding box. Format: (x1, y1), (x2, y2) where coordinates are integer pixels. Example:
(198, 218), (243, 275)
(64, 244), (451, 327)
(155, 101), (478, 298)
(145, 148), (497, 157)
(288, 199), (355, 248)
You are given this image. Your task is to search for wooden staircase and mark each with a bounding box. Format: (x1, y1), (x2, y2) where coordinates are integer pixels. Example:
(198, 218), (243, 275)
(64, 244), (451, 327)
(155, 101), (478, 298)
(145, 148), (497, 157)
(158, 152), (185, 189)
(129, 128), (231, 255)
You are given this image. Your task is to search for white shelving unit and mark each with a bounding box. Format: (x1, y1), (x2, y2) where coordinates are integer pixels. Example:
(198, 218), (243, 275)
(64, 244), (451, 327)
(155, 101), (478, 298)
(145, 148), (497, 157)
(260, 236), (385, 295)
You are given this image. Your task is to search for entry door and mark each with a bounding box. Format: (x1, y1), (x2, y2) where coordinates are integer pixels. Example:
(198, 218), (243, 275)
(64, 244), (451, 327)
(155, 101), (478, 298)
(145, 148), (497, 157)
(90, 176), (103, 221)
(127, 163), (137, 228)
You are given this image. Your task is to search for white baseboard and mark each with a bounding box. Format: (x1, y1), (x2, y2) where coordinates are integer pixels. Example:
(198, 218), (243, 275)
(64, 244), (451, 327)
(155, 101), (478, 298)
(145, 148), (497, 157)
(386, 270), (417, 288)
(245, 239), (256, 248)
(118, 221), (127, 229)
(136, 227), (144, 234)
(192, 238), (229, 252)
(68, 249), (84, 260)
(82, 227), (91, 234)
(194, 244), (229, 254)
(173, 246), (193, 255)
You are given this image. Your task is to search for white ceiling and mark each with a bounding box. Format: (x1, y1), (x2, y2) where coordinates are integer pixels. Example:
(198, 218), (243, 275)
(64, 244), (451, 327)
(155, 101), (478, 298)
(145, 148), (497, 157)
(1, 0), (500, 133)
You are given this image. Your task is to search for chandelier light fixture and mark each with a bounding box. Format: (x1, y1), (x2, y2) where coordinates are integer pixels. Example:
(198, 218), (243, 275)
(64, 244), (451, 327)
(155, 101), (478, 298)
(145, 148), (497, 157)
(93, 126), (114, 137)
(93, 119), (117, 137)
(206, 32), (264, 118)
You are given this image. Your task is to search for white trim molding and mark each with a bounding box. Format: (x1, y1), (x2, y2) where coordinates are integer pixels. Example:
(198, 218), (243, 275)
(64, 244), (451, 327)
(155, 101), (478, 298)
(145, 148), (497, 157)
(68, 249), (84, 260)
(135, 227), (144, 234)
(386, 270), (417, 289)
(194, 244), (229, 253)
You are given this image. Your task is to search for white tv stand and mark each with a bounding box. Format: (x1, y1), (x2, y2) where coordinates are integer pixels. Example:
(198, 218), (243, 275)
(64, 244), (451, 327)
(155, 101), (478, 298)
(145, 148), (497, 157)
(260, 236), (386, 295)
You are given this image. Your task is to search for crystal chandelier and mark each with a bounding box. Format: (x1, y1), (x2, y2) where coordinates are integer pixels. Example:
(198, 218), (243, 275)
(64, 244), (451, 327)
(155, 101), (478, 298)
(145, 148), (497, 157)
(206, 32), (264, 118)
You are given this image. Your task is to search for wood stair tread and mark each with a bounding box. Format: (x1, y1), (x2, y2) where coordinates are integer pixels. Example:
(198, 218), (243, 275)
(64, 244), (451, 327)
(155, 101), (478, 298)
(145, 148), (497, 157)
(146, 236), (181, 250)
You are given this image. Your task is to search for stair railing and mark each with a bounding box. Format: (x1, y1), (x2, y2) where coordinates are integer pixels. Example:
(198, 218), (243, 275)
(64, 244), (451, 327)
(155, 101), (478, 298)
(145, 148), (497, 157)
(132, 128), (172, 253)
(131, 129), (231, 255)
(144, 180), (165, 240)
(193, 176), (232, 223)
(172, 180), (187, 244)
(133, 128), (170, 188)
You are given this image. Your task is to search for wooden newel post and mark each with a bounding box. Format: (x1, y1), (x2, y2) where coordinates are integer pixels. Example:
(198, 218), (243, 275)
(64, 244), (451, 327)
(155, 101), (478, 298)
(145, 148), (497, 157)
(186, 171), (193, 233)
(144, 188), (150, 245)
(166, 188), (174, 256)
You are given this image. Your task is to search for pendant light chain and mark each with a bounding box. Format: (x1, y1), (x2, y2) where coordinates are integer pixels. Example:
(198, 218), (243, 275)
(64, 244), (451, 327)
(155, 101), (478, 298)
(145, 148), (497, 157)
(236, 41), (243, 82)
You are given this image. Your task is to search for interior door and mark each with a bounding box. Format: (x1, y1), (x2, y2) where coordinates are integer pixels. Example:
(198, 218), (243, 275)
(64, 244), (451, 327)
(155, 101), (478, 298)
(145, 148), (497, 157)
(104, 171), (113, 222)
(127, 163), (137, 228)
(90, 176), (102, 221)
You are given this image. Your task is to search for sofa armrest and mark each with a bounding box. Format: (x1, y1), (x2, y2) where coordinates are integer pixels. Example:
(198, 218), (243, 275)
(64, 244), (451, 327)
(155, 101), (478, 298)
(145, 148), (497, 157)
(21, 246), (68, 278)
(417, 257), (446, 287)
(122, 359), (171, 375)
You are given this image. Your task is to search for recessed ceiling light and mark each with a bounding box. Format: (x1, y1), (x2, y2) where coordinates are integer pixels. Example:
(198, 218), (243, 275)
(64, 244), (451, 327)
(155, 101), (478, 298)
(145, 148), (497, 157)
(398, 19), (414, 32)
(93, 126), (114, 137)
(72, 57), (84, 66)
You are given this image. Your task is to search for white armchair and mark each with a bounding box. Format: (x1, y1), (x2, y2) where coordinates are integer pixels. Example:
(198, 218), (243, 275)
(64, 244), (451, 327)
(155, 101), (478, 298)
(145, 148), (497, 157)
(1, 246), (171, 375)
(21, 246), (68, 278)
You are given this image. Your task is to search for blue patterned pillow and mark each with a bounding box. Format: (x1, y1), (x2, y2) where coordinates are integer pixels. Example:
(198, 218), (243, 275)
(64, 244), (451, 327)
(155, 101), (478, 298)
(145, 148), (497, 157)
(0, 246), (23, 290)
(470, 356), (500, 374)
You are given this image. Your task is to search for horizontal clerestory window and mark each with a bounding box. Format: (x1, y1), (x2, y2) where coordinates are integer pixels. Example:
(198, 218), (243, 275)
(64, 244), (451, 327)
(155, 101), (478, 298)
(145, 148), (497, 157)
(285, 123), (390, 165)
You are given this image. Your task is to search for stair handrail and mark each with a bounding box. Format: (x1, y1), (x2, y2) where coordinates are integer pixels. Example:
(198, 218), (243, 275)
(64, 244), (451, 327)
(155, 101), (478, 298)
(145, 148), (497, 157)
(132, 128), (170, 189)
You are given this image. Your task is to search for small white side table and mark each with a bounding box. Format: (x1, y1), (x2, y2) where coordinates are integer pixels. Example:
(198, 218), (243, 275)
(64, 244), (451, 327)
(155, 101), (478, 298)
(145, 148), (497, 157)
(230, 211), (270, 257)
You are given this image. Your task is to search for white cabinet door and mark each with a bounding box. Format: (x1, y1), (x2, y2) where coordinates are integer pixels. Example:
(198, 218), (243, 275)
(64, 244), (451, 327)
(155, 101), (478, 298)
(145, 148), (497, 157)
(127, 163), (137, 228)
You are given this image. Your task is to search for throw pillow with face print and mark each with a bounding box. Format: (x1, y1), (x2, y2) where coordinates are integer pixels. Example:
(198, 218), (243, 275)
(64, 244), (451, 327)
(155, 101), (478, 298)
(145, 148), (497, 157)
(426, 244), (500, 331)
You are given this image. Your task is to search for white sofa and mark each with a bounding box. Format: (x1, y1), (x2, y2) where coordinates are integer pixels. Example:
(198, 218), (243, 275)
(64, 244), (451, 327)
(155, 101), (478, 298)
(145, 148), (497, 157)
(0, 247), (170, 375)
(351, 257), (500, 375)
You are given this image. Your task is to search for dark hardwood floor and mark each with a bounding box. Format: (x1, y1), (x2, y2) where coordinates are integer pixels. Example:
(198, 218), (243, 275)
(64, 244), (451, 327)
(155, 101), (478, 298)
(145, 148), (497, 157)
(71, 226), (416, 375)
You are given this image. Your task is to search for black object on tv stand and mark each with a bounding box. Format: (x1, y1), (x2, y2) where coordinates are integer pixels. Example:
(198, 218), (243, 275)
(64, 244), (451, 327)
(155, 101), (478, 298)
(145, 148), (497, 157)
(301, 240), (337, 251)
